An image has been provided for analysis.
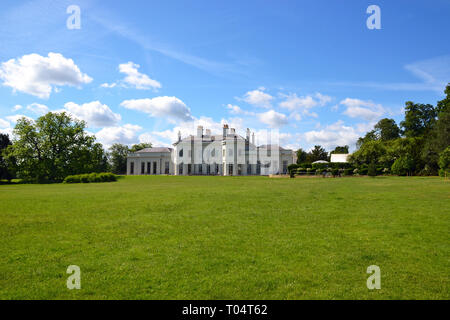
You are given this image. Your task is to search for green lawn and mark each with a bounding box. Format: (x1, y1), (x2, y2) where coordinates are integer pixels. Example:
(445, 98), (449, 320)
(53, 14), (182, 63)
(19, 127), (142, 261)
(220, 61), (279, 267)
(0, 176), (448, 299)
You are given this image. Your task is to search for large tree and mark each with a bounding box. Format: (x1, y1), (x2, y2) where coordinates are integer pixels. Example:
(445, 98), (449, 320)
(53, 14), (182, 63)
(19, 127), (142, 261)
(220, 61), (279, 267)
(296, 148), (307, 164)
(400, 102), (437, 138)
(109, 143), (129, 174)
(330, 145), (349, 154)
(129, 142), (152, 153)
(374, 118), (401, 141)
(306, 145), (328, 162)
(5, 112), (108, 182)
(0, 133), (14, 181)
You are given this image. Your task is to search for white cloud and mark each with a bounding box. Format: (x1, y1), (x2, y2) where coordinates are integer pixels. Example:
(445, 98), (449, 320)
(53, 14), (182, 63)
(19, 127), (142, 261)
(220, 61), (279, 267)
(0, 118), (10, 129)
(118, 62), (161, 90)
(63, 101), (122, 128)
(303, 120), (360, 150)
(340, 98), (384, 121)
(95, 124), (142, 147)
(100, 82), (117, 88)
(26, 103), (49, 115)
(0, 52), (92, 98)
(12, 105), (22, 111)
(121, 96), (193, 122)
(257, 110), (288, 128)
(242, 88), (273, 108)
(226, 104), (255, 116)
(6, 114), (34, 124)
(279, 94), (317, 110)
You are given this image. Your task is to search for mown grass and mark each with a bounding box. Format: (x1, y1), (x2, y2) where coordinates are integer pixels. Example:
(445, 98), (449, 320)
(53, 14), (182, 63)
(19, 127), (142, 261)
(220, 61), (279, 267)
(0, 176), (448, 299)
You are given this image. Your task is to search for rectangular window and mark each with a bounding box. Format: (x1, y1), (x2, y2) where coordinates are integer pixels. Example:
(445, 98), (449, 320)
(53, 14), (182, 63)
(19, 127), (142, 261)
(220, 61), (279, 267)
(238, 164), (242, 175)
(141, 162), (145, 174)
(130, 162), (134, 174)
(147, 162), (151, 174)
(179, 164), (183, 175)
(283, 160), (288, 174)
(199, 164), (202, 174)
(228, 164), (233, 176)
(165, 162), (169, 174)
(188, 164), (192, 175)
(153, 161), (157, 174)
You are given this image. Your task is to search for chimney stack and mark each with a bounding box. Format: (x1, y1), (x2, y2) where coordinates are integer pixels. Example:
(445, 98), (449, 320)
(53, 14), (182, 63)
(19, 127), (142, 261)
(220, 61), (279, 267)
(251, 132), (255, 145)
(246, 128), (250, 141)
(178, 131), (181, 142)
(223, 124), (229, 138)
(205, 129), (211, 136)
(197, 125), (203, 138)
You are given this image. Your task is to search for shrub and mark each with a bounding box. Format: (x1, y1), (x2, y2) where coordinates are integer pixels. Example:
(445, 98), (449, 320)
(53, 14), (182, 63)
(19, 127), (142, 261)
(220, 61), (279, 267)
(343, 168), (353, 176)
(438, 147), (450, 178)
(391, 156), (414, 176)
(288, 164), (300, 174)
(63, 172), (117, 184)
(368, 162), (377, 177)
(331, 168), (339, 176)
(359, 167), (368, 175)
(312, 163), (328, 171)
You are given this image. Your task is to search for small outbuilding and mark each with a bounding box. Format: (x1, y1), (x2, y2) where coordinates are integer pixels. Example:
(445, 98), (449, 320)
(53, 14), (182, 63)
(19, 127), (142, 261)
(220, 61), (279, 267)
(330, 154), (350, 163)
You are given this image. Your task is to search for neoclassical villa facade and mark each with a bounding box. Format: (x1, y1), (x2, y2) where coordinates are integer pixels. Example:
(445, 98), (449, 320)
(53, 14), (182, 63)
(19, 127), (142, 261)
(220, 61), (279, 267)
(127, 124), (296, 176)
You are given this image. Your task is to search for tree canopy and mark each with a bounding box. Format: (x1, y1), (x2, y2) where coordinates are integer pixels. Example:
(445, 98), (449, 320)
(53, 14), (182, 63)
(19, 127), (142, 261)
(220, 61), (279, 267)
(5, 112), (108, 183)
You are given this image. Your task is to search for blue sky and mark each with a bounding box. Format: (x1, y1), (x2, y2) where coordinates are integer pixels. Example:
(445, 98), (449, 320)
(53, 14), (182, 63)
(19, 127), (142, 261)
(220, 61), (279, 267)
(0, 0), (449, 151)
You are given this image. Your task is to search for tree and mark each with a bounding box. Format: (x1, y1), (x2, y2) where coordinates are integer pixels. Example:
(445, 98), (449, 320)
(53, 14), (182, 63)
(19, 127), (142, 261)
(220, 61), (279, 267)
(330, 145), (349, 154)
(391, 155), (414, 176)
(296, 148), (307, 164)
(368, 161), (377, 177)
(5, 112), (108, 183)
(109, 143), (129, 174)
(357, 130), (377, 149)
(306, 145), (328, 162)
(438, 147), (450, 177)
(130, 142), (152, 153)
(350, 140), (387, 166)
(374, 118), (400, 141)
(400, 102), (437, 138)
(0, 133), (14, 182)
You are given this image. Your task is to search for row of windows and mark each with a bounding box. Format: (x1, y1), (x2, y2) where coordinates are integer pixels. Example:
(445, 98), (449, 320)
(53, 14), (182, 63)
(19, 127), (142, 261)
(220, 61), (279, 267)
(129, 161), (170, 175)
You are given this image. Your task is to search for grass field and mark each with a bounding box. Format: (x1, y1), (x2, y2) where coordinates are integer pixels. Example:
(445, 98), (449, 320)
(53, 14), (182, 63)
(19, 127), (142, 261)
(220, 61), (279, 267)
(0, 176), (448, 299)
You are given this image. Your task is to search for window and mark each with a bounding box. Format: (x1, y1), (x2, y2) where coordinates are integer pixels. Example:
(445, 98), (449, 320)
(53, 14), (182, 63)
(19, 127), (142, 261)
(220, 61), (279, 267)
(179, 163), (183, 175)
(153, 161), (157, 174)
(238, 164), (242, 175)
(207, 165), (210, 175)
(228, 164), (233, 176)
(141, 162), (145, 174)
(283, 160), (288, 174)
(130, 162), (134, 174)
(216, 164), (219, 175)
(165, 162), (170, 174)
(147, 162), (151, 174)
(188, 164), (192, 175)
(199, 164), (202, 174)
(179, 149), (183, 157)
(256, 161), (261, 175)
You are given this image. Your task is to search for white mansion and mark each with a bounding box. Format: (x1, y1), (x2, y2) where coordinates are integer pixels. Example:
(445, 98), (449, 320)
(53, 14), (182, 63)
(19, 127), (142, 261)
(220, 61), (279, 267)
(127, 124), (296, 176)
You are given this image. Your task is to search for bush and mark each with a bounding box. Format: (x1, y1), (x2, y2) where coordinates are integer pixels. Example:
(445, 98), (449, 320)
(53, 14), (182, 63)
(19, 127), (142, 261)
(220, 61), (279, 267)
(288, 164), (300, 174)
(343, 168), (353, 176)
(312, 163), (328, 171)
(359, 167), (368, 175)
(331, 168), (339, 176)
(368, 162), (377, 177)
(63, 172), (117, 184)
(438, 147), (450, 178)
(391, 156), (414, 176)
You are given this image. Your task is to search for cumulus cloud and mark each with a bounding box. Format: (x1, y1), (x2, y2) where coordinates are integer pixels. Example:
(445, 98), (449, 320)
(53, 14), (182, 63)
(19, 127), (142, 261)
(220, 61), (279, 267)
(303, 121), (360, 150)
(0, 118), (10, 129)
(63, 101), (122, 128)
(95, 124), (142, 147)
(26, 103), (49, 115)
(0, 52), (92, 98)
(226, 104), (255, 116)
(242, 87), (273, 108)
(6, 114), (34, 124)
(12, 105), (22, 111)
(340, 98), (384, 121)
(119, 62), (161, 90)
(257, 110), (288, 128)
(279, 92), (331, 120)
(121, 96), (193, 123)
(100, 82), (117, 88)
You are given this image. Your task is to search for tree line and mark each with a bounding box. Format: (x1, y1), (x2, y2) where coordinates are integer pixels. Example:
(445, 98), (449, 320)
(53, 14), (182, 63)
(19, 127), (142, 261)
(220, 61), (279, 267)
(0, 112), (151, 183)
(292, 83), (449, 177)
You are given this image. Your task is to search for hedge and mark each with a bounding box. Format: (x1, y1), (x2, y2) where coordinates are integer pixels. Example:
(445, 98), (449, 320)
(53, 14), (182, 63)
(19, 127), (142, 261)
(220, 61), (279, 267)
(63, 172), (117, 184)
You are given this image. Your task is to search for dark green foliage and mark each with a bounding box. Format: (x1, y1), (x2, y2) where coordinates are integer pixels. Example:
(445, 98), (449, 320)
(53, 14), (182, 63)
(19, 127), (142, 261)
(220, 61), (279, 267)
(287, 164), (299, 174)
(63, 172), (117, 184)
(374, 118), (401, 141)
(438, 147), (450, 177)
(368, 161), (377, 176)
(391, 156), (414, 176)
(0, 133), (14, 181)
(109, 143), (130, 174)
(5, 112), (108, 183)
(306, 145), (328, 162)
(400, 102), (437, 138)
(330, 145), (349, 154)
(296, 148), (308, 164)
(129, 142), (152, 153)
